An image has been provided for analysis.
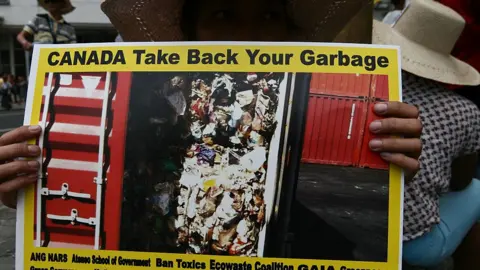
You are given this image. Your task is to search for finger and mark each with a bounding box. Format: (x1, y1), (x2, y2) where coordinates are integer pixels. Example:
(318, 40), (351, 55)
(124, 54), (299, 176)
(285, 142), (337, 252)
(0, 175), (37, 206)
(369, 118), (422, 137)
(0, 143), (41, 161)
(379, 153), (420, 176)
(0, 160), (40, 180)
(373, 102), (419, 119)
(0, 125), (42, 147)
(369, 138), (422, 155)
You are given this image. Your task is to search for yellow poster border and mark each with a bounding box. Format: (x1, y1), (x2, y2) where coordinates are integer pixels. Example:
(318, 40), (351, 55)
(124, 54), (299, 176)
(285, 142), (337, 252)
(22, 43), (403, 270)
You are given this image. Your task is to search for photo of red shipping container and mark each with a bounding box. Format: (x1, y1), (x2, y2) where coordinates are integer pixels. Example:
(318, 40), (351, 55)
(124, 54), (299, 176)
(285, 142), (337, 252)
(302, 73), (390, 170)
(33, 72), (131, 250)
(295, 73), (392, 263)
(302, 95), (368, 166)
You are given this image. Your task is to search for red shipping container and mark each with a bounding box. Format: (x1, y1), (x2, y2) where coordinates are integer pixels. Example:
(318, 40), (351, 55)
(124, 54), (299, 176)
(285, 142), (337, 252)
(302, 95), (368, 166)
(302, 73), (390, 170)
(371, 74), (389, 101)
(309, 73), (372, 98)
(34, 72), (131, 250)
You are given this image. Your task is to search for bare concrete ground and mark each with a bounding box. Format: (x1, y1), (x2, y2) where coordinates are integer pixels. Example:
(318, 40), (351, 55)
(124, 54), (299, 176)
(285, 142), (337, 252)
(0, 204), (16, 270)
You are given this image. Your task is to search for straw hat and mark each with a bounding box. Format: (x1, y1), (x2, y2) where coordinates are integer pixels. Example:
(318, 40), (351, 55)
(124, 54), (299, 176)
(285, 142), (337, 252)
(373, 0), (480, 86)
(100, 0), (372, 43)
(38, 0), (76, 15)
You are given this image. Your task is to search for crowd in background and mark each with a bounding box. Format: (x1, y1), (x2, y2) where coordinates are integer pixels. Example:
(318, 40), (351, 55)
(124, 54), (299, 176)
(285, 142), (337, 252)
(0, 73), (28, 111)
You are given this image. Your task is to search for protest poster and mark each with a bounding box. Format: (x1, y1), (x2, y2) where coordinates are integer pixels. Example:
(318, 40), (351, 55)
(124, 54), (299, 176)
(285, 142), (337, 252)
(16, 42), (403, 270)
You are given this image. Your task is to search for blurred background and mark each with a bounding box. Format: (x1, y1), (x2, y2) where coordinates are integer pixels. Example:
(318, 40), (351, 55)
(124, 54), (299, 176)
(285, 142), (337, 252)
(0, 0), (116, 78)
(0, 4), (115, 265)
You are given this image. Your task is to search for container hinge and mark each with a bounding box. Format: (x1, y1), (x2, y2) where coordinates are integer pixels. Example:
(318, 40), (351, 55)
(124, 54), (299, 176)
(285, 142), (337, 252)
(93, 177), (107, 185)
(47, 209), (97, 226)
(40, 183), (91, 200)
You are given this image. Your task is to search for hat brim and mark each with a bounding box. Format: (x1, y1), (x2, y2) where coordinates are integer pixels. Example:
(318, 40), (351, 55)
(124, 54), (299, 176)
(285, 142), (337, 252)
(101, 0), (373, 43)
(38, 0), (76, 15)
(373, 20), (480, 86)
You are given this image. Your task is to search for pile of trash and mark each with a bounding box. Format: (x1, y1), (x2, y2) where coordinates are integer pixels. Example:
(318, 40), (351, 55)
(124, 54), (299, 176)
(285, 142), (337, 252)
(150, 72), (284, 256)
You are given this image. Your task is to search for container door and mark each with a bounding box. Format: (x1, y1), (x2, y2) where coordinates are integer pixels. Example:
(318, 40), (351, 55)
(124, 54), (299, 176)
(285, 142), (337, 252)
(302, 95), (368, 166)
(302, 73), (372, 166)
(35, 72), (131, 250)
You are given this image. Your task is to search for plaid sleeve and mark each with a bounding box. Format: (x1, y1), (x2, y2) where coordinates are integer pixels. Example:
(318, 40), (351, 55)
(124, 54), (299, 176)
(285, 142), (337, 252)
(23, 16), (40, 34)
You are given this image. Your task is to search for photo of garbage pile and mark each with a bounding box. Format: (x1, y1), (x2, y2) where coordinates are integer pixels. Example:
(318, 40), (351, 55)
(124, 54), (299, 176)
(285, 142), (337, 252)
(120, 72), (289, 257)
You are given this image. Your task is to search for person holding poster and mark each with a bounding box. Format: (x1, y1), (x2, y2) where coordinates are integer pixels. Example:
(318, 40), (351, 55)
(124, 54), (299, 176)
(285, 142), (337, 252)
(3, 0), (417, 265)
(374, 0), (480, 269)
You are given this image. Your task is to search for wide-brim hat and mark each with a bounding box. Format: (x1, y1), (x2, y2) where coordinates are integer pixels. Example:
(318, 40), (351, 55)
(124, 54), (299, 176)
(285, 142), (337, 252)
(38, 0), (76, 15)
(100, 0), (373, 44)
(373, 0), (480, 86)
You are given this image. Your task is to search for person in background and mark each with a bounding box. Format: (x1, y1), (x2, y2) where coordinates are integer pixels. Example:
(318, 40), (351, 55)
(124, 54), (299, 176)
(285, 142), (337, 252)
(16, 76), (28, 103)
(0, 72), (4, 106)
(0, 73), (12, 111)
(374, 1), (480, 269)
(16, 0), (76, 51)
(0, 73), (3, 105)
(7, 74), (19, 104)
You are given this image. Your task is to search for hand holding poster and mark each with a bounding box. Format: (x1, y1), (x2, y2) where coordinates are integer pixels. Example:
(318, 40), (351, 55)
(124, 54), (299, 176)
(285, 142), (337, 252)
(17, 42), (403, 270)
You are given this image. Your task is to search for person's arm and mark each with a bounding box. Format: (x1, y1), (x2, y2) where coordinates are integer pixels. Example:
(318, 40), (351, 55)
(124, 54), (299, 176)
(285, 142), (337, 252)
(17, 16), (39, 51)
(17, 31), (33, 51)
(70, 31), (77, 44)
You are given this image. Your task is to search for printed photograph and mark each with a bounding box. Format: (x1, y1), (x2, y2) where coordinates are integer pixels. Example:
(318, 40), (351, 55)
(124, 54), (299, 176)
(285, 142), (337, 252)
(33, 72), (127, 250)
(31, 71), (391, 262)
(32, 71), (297, 257)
